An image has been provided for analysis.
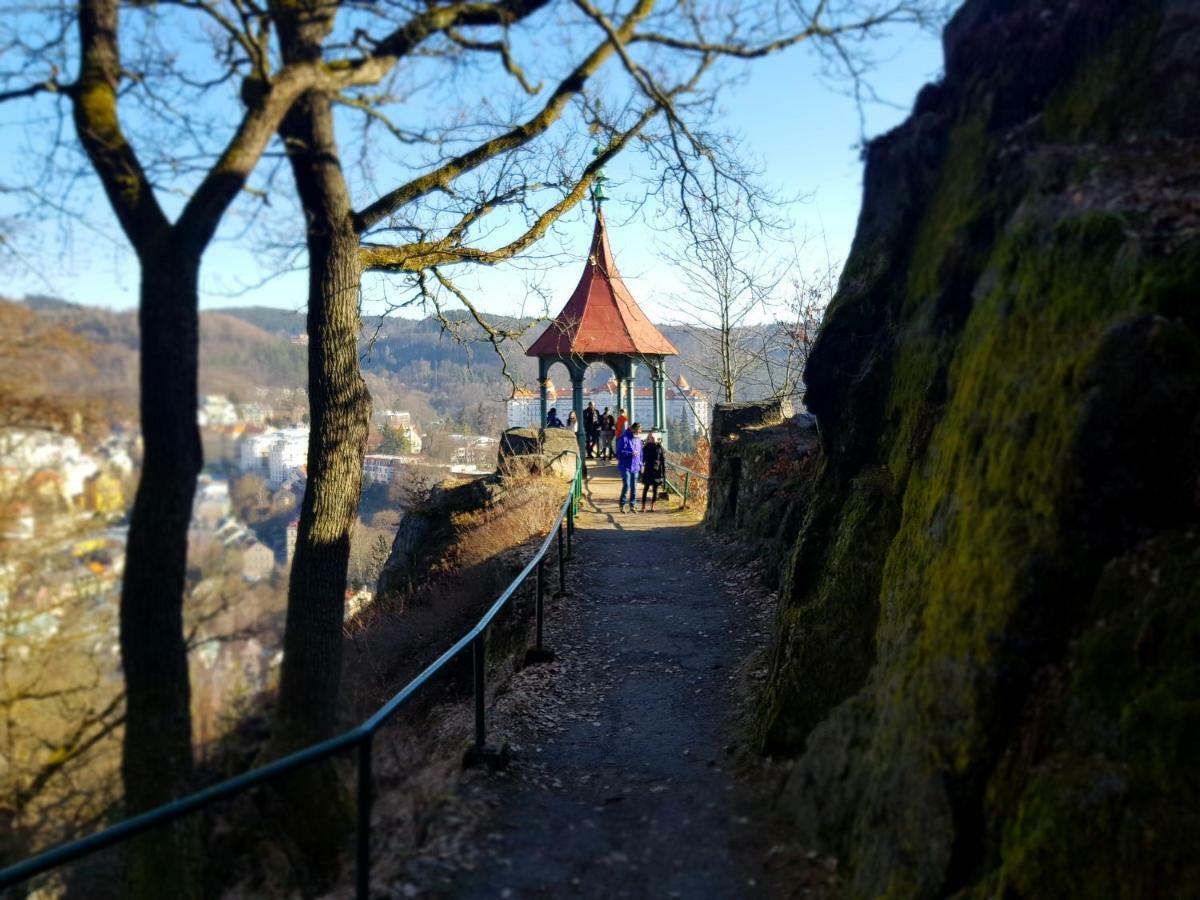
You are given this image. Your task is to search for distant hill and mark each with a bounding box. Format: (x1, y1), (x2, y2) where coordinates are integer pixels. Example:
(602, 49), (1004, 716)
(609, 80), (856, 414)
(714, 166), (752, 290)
(11, 296), (792, 432)
(0, 298), (137, 435)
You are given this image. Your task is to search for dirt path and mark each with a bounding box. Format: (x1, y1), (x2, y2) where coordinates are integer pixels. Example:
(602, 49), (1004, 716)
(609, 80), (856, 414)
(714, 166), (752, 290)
(403, 463), (786, 899)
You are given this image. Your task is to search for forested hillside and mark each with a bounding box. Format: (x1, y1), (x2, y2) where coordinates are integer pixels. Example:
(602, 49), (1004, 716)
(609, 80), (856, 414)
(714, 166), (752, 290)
(9, 295), (810, 435)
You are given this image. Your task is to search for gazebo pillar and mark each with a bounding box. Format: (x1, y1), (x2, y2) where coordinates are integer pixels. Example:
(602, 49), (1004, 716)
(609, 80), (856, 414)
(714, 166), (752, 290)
(652, 362), (668, 451)
(538, 358), (550, 429)
(570, 370), (586, 460)
(624, 361), (638, 427)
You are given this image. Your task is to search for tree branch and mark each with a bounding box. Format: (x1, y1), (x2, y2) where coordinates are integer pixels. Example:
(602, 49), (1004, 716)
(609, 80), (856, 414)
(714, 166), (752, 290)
(359, 102), (659, 271)
(353, 0), (655, 234)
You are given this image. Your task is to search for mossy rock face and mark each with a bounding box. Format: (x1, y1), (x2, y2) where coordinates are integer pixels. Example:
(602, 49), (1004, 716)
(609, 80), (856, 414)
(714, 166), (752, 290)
(704, 412), (819, 580)
(754, 0), (1200, 896)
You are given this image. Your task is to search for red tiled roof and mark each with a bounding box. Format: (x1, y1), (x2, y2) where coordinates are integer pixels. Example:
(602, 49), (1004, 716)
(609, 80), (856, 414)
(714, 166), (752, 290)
(527, 210), (678, 358)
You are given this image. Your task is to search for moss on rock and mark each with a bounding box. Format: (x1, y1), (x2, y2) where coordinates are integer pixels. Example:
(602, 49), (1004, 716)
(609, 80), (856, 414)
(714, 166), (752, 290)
(746, 0), (1200, 895)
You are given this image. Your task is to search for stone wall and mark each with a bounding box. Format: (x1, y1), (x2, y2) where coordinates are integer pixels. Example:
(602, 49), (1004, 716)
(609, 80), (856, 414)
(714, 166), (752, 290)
(704, 401), (819, 588)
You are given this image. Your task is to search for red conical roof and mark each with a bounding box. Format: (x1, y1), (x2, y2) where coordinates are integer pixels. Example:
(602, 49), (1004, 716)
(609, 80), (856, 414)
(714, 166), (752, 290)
(526, 210), (678, 358)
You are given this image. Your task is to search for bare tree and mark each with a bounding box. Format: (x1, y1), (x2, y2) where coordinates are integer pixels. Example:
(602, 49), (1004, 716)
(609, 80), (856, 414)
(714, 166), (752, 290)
(662, 201), (789, 403)
(760, 260), (839, 406)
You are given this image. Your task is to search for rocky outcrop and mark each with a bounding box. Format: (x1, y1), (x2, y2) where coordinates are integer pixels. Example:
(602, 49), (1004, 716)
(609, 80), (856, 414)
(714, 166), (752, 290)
(705, 403), (819, 586)
(375, 476), (507, 600)
(497, 426), (579, 479)
(751, 1), (1200, 897)
(710, 398), (794, 439)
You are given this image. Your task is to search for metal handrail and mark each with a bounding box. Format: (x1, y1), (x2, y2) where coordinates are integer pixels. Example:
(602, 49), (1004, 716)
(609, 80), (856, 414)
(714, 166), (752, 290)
(664, 459), (708, 481)
(664, 458), (708, 510)
(0, 462), (582, 898)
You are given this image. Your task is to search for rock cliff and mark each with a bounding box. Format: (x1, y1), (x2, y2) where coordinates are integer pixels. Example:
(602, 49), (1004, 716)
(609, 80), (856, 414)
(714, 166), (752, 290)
(754, 0), (1200, 896)
(704, 401), (819, 587)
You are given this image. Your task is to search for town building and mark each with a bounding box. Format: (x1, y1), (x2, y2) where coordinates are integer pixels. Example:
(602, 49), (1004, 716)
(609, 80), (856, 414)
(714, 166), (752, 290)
(0, 502), (35, 541)
(363, 454), (414, 485)
(241, 541), (275, 582)
(197, 394), (237, 427)
(237, 426), (309, 485)
(507, 381), (561, 428)
(238, 430), (275, 473)
(286, 518), (299, 565)
(84, 471), (125, 517)
(267, 429), (309, 486)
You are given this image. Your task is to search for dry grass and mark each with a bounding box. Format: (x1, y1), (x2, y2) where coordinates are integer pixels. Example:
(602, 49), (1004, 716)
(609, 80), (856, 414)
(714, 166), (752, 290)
(448, 477), (566, 571)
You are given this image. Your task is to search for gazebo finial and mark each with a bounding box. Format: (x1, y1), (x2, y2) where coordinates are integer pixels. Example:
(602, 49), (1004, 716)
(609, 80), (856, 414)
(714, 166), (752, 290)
(590, 144), (609, 212)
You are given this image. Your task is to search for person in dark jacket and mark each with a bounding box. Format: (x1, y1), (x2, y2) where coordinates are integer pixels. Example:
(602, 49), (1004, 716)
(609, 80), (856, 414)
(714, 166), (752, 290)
(546, 407), (564, 428)
(583, 401), (600, 458)
(600, 407), (616, 459)
(640, 431), (667, 512)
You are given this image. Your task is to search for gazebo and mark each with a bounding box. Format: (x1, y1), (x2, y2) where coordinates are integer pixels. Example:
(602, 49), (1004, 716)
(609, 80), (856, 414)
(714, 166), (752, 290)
(526, 208), (679, 456)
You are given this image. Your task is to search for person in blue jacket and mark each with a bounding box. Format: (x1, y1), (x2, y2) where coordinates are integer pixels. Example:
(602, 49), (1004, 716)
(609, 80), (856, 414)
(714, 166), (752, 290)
(545, 407), (564, 428)
(615, 422), (643, 514)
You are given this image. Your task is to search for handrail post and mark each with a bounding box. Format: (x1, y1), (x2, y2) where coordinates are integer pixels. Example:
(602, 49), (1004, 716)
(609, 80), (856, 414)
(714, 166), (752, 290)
(536, 558), (546, 649)
(473, 633), (486, 750)
(566, 498), (574, 559)
(555, 518), (566, 597)
(464, 630), (510, 768)
(683, 471), (690, 509)
(355, 734), (373, 900)
(523, 557), (556, 666)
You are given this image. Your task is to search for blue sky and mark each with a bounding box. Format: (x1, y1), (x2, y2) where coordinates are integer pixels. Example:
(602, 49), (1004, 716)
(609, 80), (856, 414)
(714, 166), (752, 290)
(0, 9), (945, 322)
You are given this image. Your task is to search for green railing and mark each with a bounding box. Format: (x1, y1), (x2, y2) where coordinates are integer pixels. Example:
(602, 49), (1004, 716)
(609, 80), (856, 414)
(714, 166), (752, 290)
(0, 460), (583, 899)
(665, 458), (709, 510)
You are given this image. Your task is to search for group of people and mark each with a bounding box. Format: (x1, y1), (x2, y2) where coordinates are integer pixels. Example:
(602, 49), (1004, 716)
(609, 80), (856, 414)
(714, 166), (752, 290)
(614, 422), (666, 513)
(583, 400), (618, 460)
(545, 400), (666, 513)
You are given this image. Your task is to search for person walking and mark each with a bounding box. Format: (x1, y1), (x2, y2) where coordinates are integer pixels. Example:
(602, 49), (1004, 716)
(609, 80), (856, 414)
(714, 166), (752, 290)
(546, 407), (564, 428)
(615, 407), (628, 441)
(616, 422), (643, 513)
(566, 410), (578, 433)
(640, 430), (666, 512)
(583, 401), (600, 458)
(600, 407), (616, 460)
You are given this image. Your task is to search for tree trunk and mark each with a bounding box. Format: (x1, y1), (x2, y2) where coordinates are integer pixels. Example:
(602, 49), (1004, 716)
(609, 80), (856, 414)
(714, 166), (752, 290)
(268, 88), (370, 883)
(120, 243), (202, 900)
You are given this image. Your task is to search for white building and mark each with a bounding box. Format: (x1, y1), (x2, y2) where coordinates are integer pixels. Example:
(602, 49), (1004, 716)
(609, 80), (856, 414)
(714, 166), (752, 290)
(0, 430), (100, 504)
(238, 431), (276, 474)
(267, 428), (309, 487)
(240, 427), (310, 485)
(241, 541), (275, 582)
(198, 394), (237, 427)
(506, 381), (560, 428)
(382, 410), (411, 430)
(286, 518), (299, 565)
(402, 425), (423, 455)
(363, 454), (413, 485)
